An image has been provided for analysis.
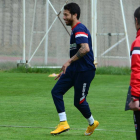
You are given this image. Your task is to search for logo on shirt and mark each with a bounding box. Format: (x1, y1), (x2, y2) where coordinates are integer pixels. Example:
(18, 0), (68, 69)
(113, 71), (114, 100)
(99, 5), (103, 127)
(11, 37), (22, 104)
(70, 43), (77, 50)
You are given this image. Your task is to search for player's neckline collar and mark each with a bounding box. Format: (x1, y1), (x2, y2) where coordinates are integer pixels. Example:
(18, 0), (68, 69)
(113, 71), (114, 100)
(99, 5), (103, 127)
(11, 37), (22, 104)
(71, 22), (81, 30)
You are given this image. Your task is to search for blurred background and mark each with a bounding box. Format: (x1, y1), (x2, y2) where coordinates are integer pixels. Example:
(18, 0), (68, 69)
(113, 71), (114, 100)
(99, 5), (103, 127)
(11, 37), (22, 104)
(0, 0), (140, 69)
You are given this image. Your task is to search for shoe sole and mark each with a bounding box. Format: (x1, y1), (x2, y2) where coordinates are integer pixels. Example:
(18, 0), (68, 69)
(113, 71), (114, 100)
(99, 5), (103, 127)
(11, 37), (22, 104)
(51, 128), (70, 136)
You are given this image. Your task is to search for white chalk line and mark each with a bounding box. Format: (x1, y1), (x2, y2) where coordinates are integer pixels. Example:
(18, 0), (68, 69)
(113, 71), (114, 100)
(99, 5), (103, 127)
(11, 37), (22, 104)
(0, 125), (135, 133)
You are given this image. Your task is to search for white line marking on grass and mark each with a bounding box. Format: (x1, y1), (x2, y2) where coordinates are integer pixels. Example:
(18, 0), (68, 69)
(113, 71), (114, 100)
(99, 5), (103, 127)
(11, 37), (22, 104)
(0, 125), (135, 133)
(0, 125), (46, 129)
(71, 128), (135, 133)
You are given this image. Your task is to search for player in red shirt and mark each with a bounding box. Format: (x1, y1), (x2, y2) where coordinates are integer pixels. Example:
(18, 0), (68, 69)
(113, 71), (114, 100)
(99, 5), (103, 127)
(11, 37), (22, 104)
(129, 7), (140, 140)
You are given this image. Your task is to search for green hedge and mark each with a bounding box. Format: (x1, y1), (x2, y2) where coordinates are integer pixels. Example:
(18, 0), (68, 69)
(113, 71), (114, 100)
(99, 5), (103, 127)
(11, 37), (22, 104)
(95, 66), (131, 75)
(5, 66), (131, 75)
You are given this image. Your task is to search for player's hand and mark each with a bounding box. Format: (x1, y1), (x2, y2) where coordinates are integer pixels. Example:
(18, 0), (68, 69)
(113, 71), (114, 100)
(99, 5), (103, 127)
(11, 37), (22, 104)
(55, 72), (63, 80)
(129, 99), (140, 111)
(60, 60), (71, 74)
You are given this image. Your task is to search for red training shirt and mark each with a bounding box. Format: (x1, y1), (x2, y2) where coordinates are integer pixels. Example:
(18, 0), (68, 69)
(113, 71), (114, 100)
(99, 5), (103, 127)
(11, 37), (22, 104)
(130, 29), (140, 98)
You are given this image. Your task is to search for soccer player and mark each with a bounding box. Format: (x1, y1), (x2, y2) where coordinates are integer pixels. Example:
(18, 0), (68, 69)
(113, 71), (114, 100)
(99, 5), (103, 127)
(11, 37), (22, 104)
(50, 3), (99, 136)
(128, 7), (140, 140)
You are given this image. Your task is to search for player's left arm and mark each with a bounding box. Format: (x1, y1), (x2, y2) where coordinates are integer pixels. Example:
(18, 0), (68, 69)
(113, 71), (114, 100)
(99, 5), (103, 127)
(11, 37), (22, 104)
(60, 43), (90, 74)
(129, 40), (140, 111)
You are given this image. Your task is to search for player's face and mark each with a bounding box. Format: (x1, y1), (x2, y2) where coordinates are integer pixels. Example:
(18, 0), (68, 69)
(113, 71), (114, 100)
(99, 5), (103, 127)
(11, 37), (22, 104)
(135, 17), (140, 31)
(63, 10), (74, 26)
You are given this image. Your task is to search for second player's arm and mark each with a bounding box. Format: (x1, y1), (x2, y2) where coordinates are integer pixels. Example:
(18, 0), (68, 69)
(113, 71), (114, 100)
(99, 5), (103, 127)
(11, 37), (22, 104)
(60, 43), (90, 74)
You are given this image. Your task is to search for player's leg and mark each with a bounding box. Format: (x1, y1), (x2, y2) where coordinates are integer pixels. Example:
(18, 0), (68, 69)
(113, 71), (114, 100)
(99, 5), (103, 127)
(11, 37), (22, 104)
(51, 69), (73, 135)
(133, 111), (140, 140)
(73, 70), (99, 136)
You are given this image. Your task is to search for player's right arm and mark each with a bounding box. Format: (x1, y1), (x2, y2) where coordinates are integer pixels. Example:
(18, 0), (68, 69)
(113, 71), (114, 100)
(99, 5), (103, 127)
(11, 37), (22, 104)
(60, 29), (90, 74)
(70, 43), (90, 62)
(60, 43), (90, 74)
(55, 72), (63, 80)
(129, 98), (140, 111)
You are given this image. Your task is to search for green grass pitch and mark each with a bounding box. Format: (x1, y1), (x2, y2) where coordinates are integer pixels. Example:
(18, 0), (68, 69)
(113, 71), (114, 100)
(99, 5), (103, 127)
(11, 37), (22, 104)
(0, 72), (136, 140)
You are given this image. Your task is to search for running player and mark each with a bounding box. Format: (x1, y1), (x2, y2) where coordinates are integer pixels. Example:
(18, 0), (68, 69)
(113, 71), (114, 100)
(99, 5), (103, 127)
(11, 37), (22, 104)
(128, 7), (140, 140)
(50, 2), (99, 136)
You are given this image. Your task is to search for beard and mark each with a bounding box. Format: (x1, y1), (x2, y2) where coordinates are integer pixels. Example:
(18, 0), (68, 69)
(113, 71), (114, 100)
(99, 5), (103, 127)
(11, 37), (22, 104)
(65, 18), (73, 26)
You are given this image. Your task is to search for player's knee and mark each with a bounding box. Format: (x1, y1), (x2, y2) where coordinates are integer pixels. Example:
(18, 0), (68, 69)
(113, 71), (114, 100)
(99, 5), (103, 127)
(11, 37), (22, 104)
(74, 101), (80, 109)
(51, 87), (57, 96)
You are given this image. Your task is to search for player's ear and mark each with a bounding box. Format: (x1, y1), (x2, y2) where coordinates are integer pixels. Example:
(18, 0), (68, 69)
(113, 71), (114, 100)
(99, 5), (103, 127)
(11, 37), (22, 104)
(135, 17), (138, 25)
(73, 13), (77, 19)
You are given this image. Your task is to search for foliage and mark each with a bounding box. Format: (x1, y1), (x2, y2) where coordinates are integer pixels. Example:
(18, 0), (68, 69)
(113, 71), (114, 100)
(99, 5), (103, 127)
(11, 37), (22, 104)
(5, 66), (131, 75)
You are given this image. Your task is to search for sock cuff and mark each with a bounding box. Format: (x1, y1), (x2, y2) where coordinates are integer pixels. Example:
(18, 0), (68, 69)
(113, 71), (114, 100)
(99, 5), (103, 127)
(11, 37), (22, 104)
(87, 115), (94, 125)
(58, 112), (67, 122)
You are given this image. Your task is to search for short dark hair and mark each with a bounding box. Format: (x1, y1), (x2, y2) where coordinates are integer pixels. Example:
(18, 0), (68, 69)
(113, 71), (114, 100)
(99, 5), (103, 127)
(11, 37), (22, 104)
(64, 3), (80, 20)
(134, 7), (140, 24)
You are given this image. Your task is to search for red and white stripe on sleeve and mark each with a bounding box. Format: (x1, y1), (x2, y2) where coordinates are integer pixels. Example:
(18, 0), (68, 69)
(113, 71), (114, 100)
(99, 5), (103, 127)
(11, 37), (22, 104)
(75, 32), (88, 38)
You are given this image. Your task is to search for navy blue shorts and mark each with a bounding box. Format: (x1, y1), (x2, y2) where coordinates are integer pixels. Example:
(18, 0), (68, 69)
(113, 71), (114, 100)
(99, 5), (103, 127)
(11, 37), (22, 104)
(51, 68), (95, 118)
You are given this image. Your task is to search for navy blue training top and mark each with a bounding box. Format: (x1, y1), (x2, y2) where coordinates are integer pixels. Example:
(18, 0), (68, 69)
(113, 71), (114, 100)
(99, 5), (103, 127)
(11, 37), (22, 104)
(68, 22), (95, 72)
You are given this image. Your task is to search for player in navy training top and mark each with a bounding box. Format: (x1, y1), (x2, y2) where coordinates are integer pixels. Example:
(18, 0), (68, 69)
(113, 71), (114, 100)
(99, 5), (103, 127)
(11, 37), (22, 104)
(69, 22), (95, 71)
(50, 3), (99, 136)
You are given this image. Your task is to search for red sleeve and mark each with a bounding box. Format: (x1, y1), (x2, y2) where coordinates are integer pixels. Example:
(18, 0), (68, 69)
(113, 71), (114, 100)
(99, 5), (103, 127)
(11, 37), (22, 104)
(130, 39), (140, 98)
